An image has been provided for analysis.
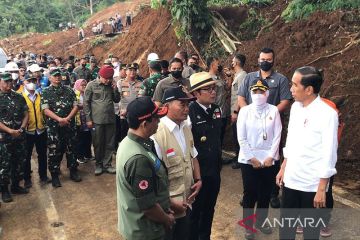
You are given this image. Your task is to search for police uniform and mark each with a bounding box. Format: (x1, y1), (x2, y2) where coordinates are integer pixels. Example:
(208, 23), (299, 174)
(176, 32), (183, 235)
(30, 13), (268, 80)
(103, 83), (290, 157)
(187, 72), (223, 240)
(41, 69), (80, 186)
(116, 97), (171, 240)
(0, 73), (29, 201)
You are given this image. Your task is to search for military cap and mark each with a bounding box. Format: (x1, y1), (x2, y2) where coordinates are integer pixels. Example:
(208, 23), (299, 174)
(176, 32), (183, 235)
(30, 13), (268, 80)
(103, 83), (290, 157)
(250, 79), (269, 92)
(24, 73), (37, 81)
(0, 73), (13, 81)
(126, 63), (138, 69)
(120, 63), (127, 70)
(50, 68), (62, 76)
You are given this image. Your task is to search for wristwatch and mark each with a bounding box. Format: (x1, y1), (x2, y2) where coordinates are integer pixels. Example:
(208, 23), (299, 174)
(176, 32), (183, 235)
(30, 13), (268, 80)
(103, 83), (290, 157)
(19, 127), (25, 133)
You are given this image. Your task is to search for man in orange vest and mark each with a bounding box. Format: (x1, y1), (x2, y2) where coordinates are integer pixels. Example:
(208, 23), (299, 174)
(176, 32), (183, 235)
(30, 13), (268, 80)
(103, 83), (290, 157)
(21, 74), (49, 188)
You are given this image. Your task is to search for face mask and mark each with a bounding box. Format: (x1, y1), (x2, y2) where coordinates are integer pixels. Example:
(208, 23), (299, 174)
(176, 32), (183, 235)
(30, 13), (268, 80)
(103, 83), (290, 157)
(67, 67), (73, 73)
(112, 62), (119, 68)
(217, 65), (223, 73)
(81, 63), (86, 68)
(25, 83), (36, 91)
(251, 93), (267, 106)
(12, 73), (19, 80)
(189, 64), (198, 70)
(171, 70), (182, 79)
(259, 61), (273, 72)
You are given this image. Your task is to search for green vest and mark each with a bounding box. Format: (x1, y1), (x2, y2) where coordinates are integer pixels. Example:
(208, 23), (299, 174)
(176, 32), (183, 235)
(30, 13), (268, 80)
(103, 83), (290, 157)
(116, 136), (170, 240)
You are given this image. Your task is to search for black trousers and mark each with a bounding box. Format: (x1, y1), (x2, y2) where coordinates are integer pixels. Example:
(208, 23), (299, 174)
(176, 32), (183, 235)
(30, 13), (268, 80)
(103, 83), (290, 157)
(241, 163), (275, 227)
(24, 131), (48, 181)
(324, 176), (334, 226)
(114, 115), (121, 150)
(189, 175), (221, 240)
(76, 129), (92, 159)
(165, 209), (191, 240)
(220, 117), (228, 148)
(271, 160), (281, 198)
(119, 119), (129, 143)
(231, 122), (240, 155)
(280, 187), (323, 240)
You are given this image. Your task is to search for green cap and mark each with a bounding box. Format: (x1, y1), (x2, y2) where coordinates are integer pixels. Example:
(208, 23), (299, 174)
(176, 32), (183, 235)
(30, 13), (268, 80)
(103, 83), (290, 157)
(50, 68), (62, 76)
(1, 73), (13, 81)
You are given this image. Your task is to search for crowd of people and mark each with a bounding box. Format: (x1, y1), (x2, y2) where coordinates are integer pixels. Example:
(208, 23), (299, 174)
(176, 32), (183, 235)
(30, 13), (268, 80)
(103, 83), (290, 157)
(0, 48), (341, 240)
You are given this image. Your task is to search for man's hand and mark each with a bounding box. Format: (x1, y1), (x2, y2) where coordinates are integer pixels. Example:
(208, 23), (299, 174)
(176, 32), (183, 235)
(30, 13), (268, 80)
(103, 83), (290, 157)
(314, 189), (326, 208)
(120, 109), (127, 117)
(86, 121), (93, 129)
(250, 158), (262, 169)
(188, 180), (202, 203)
(170, 200), (187, 216)
(9, 129), (21, 138)
(276, 168), (284, 188)
(231, 113), (238, 124)
(164, 213), (175, 230)
(58, 118), (69, 127)
(263, 157), (273, 167)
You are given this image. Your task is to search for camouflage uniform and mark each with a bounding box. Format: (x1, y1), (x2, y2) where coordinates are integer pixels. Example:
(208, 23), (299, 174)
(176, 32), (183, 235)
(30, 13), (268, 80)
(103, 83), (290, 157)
(41, 85), (78, 174)
(0, 90), (28, 186)
(139, 72), (163, 97)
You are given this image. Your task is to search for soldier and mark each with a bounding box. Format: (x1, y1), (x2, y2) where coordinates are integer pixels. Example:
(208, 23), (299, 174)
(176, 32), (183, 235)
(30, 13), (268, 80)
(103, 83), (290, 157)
(41, 68), (81, 188)
(139, 61), (163, 98)
(0, 73), (29, 202)
(116, 96), (174, 240)
(118, 63), (142, 142)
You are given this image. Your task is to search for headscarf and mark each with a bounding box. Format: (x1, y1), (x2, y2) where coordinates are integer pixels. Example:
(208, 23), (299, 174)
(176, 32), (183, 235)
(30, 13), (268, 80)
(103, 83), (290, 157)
(74, 79), (86, 92)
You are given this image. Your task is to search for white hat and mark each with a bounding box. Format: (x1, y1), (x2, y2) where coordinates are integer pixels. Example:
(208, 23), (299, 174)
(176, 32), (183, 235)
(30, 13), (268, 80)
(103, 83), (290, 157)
(28, 64), (42, 72)
(189, 72), (217, 92)
(147, 53), (159, 62)
(4, 62), (19, 72)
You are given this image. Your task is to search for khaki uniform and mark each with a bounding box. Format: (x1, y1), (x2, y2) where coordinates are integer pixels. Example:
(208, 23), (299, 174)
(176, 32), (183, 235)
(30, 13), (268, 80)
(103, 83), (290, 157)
(118, 78), (142, 118)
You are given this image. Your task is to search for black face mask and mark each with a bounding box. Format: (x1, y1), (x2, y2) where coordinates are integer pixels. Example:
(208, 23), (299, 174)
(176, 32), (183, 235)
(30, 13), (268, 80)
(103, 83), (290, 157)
(259, 61), (273, 72)
(67, 67), (73, 73)
(171, 70), (182, 79)
(217, 65), (223, 73)
(81, 63), (86, 68)
(189, 64), (199, 71)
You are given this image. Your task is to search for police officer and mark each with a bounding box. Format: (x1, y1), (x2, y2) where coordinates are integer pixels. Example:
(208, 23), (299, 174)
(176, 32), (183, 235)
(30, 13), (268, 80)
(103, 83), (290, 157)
(41, 68), (81, 188)
(139, 61), (163, 97)
(0, 73), (29, 202)
(188, 72), (223, 240)
(116, 96), (175, 240)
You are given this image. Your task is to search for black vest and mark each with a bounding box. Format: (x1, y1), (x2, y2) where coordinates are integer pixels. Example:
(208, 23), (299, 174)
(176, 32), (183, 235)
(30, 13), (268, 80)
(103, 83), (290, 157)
(189, 102), (222, 177)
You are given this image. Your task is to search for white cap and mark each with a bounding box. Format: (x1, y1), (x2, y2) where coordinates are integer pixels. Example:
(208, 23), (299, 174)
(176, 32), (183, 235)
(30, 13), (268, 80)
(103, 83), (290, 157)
(147, 53), (159, 62)
(28, 64), (42, 72)
(4, 62), (19, 72)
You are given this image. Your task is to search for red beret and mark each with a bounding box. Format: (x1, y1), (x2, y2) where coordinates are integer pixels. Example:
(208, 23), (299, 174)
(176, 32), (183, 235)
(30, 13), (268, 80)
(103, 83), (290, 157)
(99, 65), (114, 79)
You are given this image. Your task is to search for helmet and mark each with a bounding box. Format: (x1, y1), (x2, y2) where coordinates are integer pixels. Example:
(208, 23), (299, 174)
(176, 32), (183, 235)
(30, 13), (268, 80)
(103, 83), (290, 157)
(147, 53), (159, 62)
(4, 62), (20, 72)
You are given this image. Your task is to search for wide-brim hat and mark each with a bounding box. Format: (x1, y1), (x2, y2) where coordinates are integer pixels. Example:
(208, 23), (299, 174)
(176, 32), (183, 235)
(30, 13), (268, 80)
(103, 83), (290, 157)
(189, 72), (217, 92)
(249, 79), (269, 92)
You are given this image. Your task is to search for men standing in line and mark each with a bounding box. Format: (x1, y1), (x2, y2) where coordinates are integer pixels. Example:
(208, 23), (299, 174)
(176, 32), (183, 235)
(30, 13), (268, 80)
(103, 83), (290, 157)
(0, 73), (29, 202)
(116, 96), (174, 240)
(238, 48), (292, 208)
(153, 58), (191, 106)
(84, 65), (120, 176)
(139, 61), (163, 98)
(188, 72), (223, 240)
(41, 68), (81, 187)
(230, 53), (247, 169)
(22, 74), (49, 188)
(118, 63), (142, 142)
(277, 66), (338, 239)
(153, 87), (202, 240)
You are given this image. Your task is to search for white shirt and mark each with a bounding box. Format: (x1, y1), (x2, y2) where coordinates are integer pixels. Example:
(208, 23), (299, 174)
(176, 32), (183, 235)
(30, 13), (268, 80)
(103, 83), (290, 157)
(24, 88), (45, 135)
(283, 96), (338, 192)
(152, 116), (198, 160)
(237, 103), (282, 164)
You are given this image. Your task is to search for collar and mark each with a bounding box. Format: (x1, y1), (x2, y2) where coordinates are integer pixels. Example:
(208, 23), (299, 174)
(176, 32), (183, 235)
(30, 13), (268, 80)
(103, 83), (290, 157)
(301, 95), (320, 110)
(256, 70), (274, 79)
(24, 87), (38, 97)
(235, 69), (246, 77)
(128, 132), (154, 151)
(169, 75), (183, 83)
(196, 101), (211, 111)
(161, 116), (186, 133)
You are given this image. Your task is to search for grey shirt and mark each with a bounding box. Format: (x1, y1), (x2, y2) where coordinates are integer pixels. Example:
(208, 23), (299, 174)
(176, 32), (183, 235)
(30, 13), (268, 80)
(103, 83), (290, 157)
(213, 75), (230, 118)
(153, 75), (190, 103)
(83, 78), (121, 124)
(237, 71), (292, 106)
(231, 70), (247, 113)
(182, 65), (195, 79)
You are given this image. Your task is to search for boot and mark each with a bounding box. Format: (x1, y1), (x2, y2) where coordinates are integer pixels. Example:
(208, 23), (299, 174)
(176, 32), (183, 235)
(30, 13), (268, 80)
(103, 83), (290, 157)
(70, 168), (82, 182)
(11, 182), (29, 194)
(51, 173), (62, 188)
(1, 185), (13, 203)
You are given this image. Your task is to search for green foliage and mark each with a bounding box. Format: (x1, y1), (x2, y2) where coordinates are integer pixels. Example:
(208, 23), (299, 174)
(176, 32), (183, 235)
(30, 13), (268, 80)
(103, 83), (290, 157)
(42, 39), (53, 46)
(238, 8), (266, 40)
(282, 0), (360, 21)
(207, 0), (272, 6)
(90, 36), (112, 47)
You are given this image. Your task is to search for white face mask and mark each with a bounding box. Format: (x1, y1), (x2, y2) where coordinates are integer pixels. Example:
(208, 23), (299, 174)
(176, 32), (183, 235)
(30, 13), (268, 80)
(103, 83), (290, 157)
(251, 93), (267, 106)
(25, 83), (36, 91)
(12, 73), (19, 80)
(112, 62), (119, 68)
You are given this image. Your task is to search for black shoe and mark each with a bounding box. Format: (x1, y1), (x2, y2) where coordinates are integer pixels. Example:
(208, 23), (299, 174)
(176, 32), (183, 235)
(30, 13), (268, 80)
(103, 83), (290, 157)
(40, 177), (51, 186)
(70, 169), (82, 182)
(232, 162), (242, 169)
(10, 185), (29, 194)
(24, 179), (33, 188)
(256, 222), (273, 234)
(51, 174), (62, 188)
(222, 158), (233, 165)
(1, 186), (13, 203)
(244, 230), (255, 240)
(270, 196), (281, 208)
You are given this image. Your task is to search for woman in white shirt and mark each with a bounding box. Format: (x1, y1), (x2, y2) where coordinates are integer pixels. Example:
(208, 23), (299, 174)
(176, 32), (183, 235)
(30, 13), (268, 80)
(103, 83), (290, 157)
(237, 79), (282, 240)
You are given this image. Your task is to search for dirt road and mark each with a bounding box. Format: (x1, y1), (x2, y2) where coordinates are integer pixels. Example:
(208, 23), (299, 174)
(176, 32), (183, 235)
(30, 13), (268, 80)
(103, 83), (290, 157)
(1, 156), (359, 240)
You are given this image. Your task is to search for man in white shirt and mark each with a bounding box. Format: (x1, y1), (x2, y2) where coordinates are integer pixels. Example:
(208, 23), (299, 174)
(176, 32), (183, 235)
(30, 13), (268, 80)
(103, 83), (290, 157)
(276, 66), (338, 239)
(152, 86), (202, 240)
